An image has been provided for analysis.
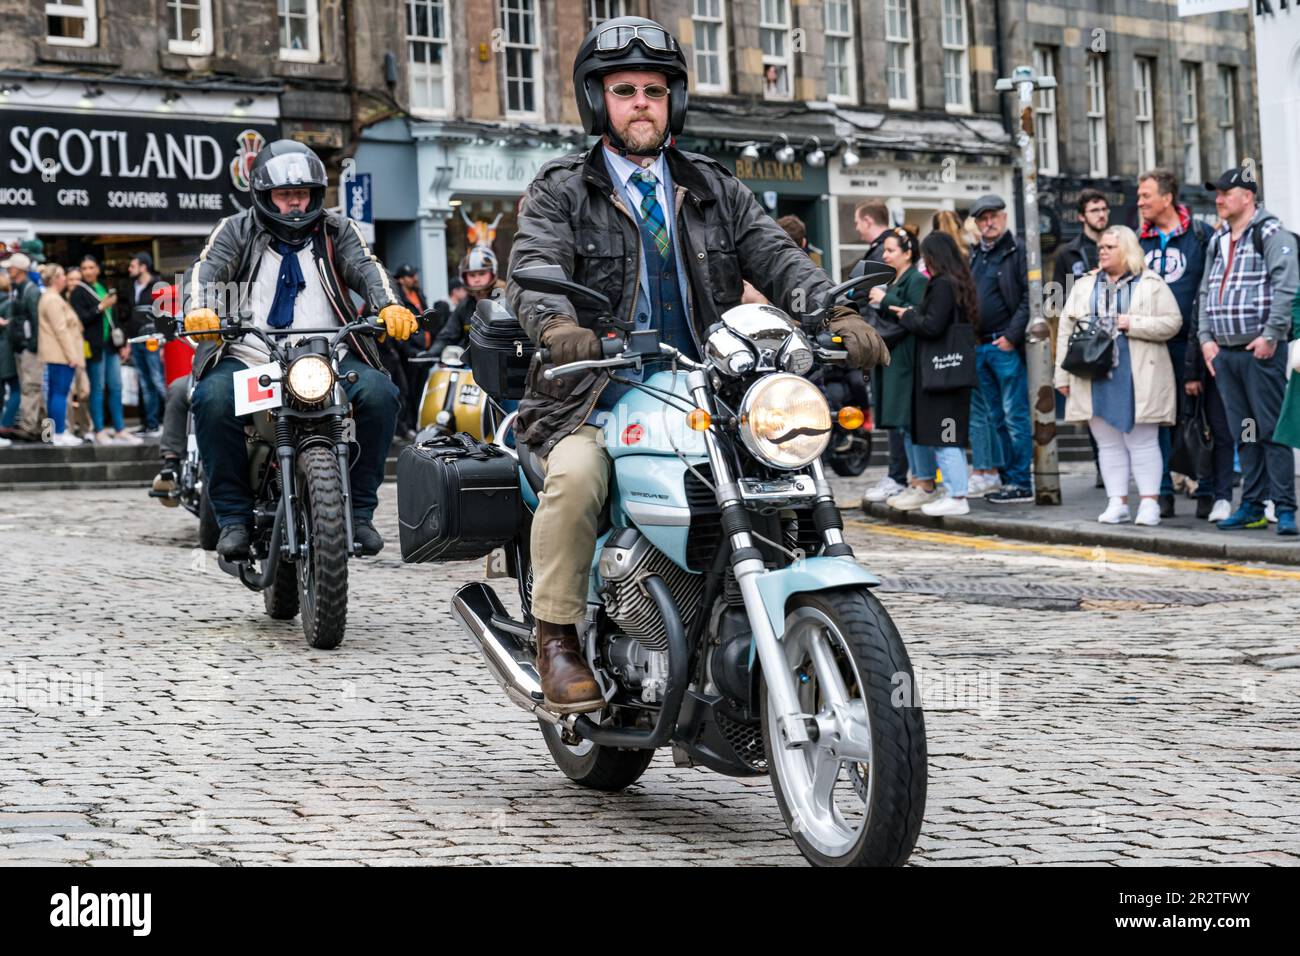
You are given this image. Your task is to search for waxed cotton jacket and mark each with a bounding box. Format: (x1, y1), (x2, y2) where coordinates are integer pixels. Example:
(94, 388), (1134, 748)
(507, 144), (838, 459)
(182, 208), (402, 381)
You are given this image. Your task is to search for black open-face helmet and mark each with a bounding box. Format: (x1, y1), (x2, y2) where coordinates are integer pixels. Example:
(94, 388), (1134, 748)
(572, 17), (688, 155)
(250, 139), (328, 244)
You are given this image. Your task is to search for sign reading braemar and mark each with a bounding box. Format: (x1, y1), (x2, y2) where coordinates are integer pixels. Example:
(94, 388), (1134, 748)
(0, 111), (281, 223)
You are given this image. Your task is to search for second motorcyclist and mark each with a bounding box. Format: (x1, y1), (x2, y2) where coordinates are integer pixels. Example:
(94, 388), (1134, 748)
(181, 139), (417, 560)
(428, 247), (500, 356)
(507, 16), (889, 714)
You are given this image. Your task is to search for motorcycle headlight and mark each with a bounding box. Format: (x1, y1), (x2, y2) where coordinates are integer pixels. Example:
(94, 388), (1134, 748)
(738, 373), (832, 470)
(285, 355), (335, 405)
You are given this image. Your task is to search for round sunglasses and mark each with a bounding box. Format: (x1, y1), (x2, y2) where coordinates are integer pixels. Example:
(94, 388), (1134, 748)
(605, 82), (670, 99)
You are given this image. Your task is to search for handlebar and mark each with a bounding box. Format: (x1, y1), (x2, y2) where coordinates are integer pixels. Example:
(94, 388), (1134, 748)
(174, 316), (385, 354)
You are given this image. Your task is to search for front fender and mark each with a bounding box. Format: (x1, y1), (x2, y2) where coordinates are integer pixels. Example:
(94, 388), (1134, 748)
(753, 556), (880, 643)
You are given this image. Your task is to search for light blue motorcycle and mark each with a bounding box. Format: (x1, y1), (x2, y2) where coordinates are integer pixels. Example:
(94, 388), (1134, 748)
(453, 264), (926, 867)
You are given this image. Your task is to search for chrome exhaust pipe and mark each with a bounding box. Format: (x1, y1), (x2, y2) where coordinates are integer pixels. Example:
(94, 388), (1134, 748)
(452, 582), (564, 724)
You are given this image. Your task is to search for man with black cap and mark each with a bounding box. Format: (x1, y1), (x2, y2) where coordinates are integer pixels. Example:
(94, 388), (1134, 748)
(507, 16), (889, 715)
(967, 193), (1033, 503)
(1194, 166), (1299, 535)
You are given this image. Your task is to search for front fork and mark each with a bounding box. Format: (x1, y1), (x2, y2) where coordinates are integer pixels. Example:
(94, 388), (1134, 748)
(689, 370), (821, 750)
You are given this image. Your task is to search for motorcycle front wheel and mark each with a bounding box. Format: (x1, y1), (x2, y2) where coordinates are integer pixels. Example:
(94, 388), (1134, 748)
(760, 588), (927, 866)
(296, 445), (349, 650)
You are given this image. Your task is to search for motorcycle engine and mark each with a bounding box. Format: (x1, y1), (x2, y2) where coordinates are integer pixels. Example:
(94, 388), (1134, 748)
(598, 528), (705, 654)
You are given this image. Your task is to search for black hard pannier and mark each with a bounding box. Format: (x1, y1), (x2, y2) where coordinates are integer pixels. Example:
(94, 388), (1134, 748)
(396, 433), (520, 563)
(469, 297), (534, 403)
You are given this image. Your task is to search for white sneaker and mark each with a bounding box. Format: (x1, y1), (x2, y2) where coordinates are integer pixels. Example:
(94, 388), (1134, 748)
(0, 436), (11, 448)
(886, 485), (936, 511)
(1265, 500), (1278, 524)
(921, 494), (970, 517)
(1207, 499), (1232, 523)
(112, 429), (143, 445)
(1134, 498), (1162, 527)
(50, 432), (84, 447)
(1098, 498), (1130, 524)
(862, 475), (906, 504)
(970, 473), (1002, 498)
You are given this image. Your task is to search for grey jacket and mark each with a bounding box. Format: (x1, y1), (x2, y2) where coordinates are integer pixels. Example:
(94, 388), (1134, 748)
(507, 144), (836, 458)
(1194, 205), (1299, 348)
(182, 208), (402, 380)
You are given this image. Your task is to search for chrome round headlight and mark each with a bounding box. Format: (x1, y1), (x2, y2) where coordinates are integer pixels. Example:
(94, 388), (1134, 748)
(285, 354), (335, 405)
(738, 373), (832, 470)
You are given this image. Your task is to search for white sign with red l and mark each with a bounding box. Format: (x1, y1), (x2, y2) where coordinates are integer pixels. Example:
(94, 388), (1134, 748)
(233, 362), (282, 416)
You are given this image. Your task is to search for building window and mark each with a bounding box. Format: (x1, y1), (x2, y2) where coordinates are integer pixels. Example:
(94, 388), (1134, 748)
(501, 0), (542, 118)
(941, 0), (970, 112)
(1033, 46), (1059, 176)
(1087, 53), (1108, 178)
(1217, 65), (1238, 169)
(167, 0), (213, 56)
(588, 0), (625, 31)
(760, 0), (792, 100)
(1181, 62), (1201, 188)
(1134, 57), (1156, 172)
(408, 0), (451, 116)
(279, 0), (320, 63)
(45, 0), (97, 47)
(885, 0), (915, 109)
(824, 0), (855, 103)
(692, 0), (728, 94)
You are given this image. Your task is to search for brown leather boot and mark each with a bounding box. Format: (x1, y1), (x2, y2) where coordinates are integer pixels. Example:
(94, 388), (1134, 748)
(535, 619), (603, 715)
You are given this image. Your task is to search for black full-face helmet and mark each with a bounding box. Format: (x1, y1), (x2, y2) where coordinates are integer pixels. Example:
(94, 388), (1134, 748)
(250, 139), (328, 244)
(572, 16), (688, 155)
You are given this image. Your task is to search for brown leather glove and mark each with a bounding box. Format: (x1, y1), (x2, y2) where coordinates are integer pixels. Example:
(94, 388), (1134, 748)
(542, 323), (601, 365)
(829, 305), (890, 371)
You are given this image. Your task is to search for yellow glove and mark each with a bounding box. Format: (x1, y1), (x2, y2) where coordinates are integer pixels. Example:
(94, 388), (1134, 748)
(378, 304), (417, 342)
(184, 308), (221, 343)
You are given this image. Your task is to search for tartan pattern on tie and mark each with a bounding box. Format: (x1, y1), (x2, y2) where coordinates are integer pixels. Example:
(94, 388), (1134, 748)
(631, 171), (671, 260)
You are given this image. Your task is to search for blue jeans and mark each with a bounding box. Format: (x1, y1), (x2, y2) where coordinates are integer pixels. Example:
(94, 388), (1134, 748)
(0, 376), (19, 427)
(192, 354), (400, 528)
(968, 381), (1004, 471)
(44, 363), (77, 434)
(974, 343), (1032, 489)
(902, 431), (970, 497)
(86, 351), (125, 433)
(131, 342), (167, 429)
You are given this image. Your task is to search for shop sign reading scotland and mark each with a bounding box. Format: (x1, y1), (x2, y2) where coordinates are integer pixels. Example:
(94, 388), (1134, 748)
(0, 113), (279, 223)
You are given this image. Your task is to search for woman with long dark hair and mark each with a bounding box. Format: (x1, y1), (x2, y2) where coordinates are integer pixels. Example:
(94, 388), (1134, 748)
(886, 230), (979, 516)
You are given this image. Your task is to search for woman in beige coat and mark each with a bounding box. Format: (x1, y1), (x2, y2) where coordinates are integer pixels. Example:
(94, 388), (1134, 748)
(1055, 225), (1181, 526)
(37, 264), (87, 446)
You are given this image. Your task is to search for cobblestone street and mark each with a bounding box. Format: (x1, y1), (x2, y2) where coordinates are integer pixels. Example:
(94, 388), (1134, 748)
(2, 485), (1298, 866)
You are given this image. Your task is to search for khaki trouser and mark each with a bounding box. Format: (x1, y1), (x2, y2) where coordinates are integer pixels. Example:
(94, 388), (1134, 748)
(530, 425), (611, 625)
(17, 350), (45, 438)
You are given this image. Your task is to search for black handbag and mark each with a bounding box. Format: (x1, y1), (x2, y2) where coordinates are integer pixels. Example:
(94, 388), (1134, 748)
(396, 432), (520, 563)
(1169, 393), (1214, 478)
(866, 306), (908, 348)
(1061, 319), (1115, 379)
(919, 320), (977, 392)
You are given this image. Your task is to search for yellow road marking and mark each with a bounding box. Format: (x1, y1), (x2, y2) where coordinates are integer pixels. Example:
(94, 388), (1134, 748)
(844, 518), (1300, 582)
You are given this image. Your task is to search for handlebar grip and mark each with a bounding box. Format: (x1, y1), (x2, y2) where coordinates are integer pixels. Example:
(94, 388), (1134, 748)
(536, 336), (623, 365)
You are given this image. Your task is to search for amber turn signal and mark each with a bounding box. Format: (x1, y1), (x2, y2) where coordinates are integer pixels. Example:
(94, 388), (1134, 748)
(837, 406), (865, 430)
(687, 408), (711, 432)
(145, 337), (160, 352)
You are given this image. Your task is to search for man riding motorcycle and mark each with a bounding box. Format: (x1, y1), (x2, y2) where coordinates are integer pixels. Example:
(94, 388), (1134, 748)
(507, 16), (889, 715)
(429, 247), (499, 356)
(181, 139), (417, 560)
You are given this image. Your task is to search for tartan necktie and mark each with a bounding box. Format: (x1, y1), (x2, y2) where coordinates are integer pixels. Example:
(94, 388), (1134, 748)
(631, 170), (671, 260)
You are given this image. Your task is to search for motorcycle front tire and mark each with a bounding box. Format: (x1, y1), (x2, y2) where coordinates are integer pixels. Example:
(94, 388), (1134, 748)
(296, 445), (349, 650)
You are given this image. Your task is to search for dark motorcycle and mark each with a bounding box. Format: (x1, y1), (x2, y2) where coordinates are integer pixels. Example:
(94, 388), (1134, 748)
(175, 312), (430, 649)
(821, 365), (875, 477)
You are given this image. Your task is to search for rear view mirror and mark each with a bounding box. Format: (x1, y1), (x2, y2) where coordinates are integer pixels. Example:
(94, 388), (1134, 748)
(511, 264), (612, 313)
(827, 260), (895, 307)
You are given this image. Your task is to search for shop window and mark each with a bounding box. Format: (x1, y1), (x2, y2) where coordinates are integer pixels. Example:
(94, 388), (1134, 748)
(1181, 63), (1201, 187)
(824, 0), (855, 104)
(1217, 65), (1238, 169)
(941, 0), (970, 113)
(1134, 57), (1156, 173)
(1087, 53), (1108, 178)
(692, 0), (728, 94)
(500, 0), (543, 118)
(167, 0), (213, 56)
(46, 0), (97, 47)
(588, 0), (625, 31)
(279, 0), (321, 63)
(408, 0), (452, 116)
(885, 0), (914, 110)
(1033, 46), (1059, 176)
(760, 0), (792, 100)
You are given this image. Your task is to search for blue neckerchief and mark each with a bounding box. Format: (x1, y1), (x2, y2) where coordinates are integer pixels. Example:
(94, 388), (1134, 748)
(266, 240), (308, 330)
